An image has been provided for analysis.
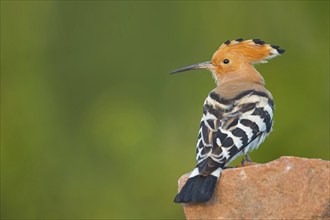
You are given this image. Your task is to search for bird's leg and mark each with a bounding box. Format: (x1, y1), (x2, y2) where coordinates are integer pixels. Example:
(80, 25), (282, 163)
(241, 153), (253, 167)
(245, 153), (253, 162)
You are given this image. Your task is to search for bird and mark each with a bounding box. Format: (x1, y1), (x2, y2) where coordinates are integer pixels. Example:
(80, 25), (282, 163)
(171, 38), (285, 203)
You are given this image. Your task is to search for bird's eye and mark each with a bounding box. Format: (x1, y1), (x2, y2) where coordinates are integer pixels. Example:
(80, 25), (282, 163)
(223, 59), (230, 64)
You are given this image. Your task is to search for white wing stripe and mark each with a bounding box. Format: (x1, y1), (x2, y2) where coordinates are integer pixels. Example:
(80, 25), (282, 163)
(237, 123), (254, 142)
(240, 115), (266, 132)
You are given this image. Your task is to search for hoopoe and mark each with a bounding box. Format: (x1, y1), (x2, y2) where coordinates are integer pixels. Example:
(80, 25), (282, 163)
(171, 38), (285, 203)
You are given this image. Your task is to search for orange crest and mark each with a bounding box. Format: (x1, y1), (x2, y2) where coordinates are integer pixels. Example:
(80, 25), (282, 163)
(211, 38), (285, 74)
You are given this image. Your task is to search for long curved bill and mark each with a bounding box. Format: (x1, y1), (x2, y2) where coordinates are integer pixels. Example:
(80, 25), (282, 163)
(170, 61), (213, 74)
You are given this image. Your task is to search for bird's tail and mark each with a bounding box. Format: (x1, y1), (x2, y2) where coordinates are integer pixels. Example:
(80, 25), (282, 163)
(174, 167), (222, 203)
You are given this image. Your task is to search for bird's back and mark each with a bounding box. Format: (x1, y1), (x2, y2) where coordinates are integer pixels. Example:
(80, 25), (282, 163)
(197, 81), (274, 173)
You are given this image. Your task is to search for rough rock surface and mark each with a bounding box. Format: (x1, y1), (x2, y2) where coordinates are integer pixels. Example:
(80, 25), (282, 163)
(177, 156), (330, 219)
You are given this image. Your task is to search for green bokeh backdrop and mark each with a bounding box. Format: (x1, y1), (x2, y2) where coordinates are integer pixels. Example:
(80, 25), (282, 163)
(1, 1), (329, 219)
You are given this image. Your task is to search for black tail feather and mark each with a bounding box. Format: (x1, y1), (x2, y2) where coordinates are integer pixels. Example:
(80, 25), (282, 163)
(174, 175), (218, 203)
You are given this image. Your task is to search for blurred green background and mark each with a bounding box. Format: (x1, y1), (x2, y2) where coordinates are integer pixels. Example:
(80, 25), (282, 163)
(1, 1), (329, 219)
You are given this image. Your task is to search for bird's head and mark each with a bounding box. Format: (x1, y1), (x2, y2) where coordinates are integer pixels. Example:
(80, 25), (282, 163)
(171, 38), (285, 85)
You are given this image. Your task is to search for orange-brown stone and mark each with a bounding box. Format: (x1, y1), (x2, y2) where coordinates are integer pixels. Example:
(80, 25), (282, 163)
(177, 156), (330, 219)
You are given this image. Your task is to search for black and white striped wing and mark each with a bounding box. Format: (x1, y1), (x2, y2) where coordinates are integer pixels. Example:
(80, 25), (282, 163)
(195, 90), (274, 175)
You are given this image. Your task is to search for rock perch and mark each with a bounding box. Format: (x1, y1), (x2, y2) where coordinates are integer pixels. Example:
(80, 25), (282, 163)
(177, 156), (330, 219)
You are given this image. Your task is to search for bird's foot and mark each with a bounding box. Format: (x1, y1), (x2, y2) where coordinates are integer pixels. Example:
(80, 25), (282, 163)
(241, 159), (247, 167)
(241, 154), (254, 167)
(240, 159), (259, 167)
(223, 166), (235, 170)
